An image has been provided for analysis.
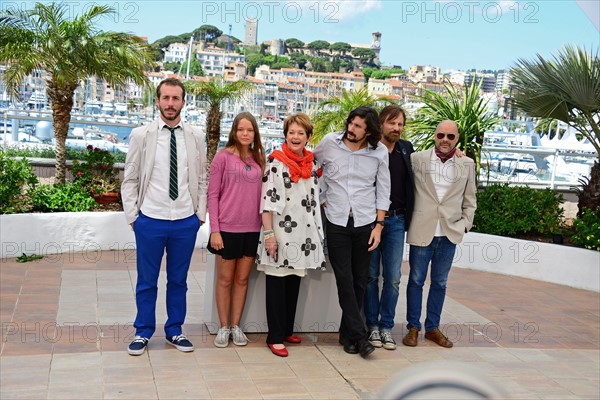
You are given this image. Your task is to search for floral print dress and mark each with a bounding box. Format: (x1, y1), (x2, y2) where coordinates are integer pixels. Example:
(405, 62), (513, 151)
(256, 159), (326, 277)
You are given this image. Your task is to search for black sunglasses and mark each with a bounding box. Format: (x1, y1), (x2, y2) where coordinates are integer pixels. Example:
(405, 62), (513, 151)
(436, 133), (456, 140)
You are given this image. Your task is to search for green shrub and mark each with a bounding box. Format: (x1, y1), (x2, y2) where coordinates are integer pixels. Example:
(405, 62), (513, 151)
(570, 208), (600, 251)
(1, 146), (126, 163)
(474, 184), (564, 237)
(0, 151), (38, 214)
(30, 183), (96, 212)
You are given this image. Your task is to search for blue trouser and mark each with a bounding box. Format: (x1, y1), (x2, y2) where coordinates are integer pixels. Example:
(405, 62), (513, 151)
(133, 212), (200, 338)
(406, 236), (456, 332)
(365, 214), (405, 331)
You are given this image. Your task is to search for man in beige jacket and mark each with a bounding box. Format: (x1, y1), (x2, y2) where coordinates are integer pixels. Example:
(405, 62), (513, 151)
(121, 78), (208, 356)
(402, 120), (477, 348)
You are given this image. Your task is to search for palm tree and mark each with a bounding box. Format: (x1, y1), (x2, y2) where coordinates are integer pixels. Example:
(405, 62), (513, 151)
(184, 77), (253, 166)
(311, 87), (394, 144)
(0, 3), (154, 183)
(408, 78), (500, 179)
(511, 45), (599, 215)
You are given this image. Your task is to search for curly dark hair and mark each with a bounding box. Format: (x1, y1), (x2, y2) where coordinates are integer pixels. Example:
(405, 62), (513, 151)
(344, 106), (381, 149)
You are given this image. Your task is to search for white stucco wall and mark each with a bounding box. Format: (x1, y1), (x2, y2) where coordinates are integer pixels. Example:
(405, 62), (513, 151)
(454, 232), (599, 292)
(1, 213), (597, 292)
(0, 212), (209, 259)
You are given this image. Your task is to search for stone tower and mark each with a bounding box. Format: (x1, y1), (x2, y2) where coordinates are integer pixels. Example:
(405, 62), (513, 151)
(371, 32), (381, 65)
(244, 18), (258, 46)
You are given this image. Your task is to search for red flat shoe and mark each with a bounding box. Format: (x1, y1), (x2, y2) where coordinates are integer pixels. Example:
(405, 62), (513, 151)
(284, 335), (302, 344)
(268, 344), (288, 357)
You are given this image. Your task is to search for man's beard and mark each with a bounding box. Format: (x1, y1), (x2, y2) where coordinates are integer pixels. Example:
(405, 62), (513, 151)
(159, 106), (181, 121)
(345, 131), (365, 143)
(383, 131), (401, 143)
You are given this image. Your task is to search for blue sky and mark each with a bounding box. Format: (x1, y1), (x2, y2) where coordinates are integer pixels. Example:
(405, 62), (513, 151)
(14, 1), (599, 71)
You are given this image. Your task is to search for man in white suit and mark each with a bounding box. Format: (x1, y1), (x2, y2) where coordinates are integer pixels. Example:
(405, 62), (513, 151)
(402, 120), (477, 348)
(121, 78), (208, 355)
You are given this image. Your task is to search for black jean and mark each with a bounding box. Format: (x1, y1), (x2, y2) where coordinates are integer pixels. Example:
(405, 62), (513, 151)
(265, 274), (301, 344)
(326, 218), (373, 344)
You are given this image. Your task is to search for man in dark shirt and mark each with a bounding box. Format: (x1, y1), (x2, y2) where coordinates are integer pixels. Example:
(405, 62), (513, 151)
(364, 105), (414, 350)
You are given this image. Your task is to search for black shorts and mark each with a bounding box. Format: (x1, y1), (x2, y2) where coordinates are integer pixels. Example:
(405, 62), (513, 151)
(207, 231), (260, 260)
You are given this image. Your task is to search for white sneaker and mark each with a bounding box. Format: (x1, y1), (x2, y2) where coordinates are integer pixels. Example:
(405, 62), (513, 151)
(381, 330), (397, 350)
(368, 329), (383, 348)
(230, 325), (248, 346)
(214, 327), (230, 348)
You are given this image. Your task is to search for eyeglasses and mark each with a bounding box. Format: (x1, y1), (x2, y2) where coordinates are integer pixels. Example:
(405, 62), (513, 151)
(436, 133), (456, 140)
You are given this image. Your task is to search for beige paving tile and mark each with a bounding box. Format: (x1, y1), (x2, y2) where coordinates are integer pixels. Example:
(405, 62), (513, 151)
(253, 377), (312, 399)
(104, 382), (159, 399)
(49, 368), (103, 386)
(206, 379), (262, 399)
(193, 348), (242, 364)
(0, 370), (49, 390)
(398, 346), (447, 362)
(470, 347), (522, 362)
(573, 349), (600, 364)
(147, 348), (200, 366)
(507, 347), (557, 362)
(542, 348), (590, 362)
(483, 361), (540, 378)
(0, 388), (48, 399)
(103, 366), (155, 384)
(151, 364), (204, 383)
(553, 378), (599, 396)
(534, 360), (593, 379)
(47, 384), (103, 399)
(286, 360), (341, 379)
(200, 363), (251, 381)
(301, 377), (359, 399)
(245, 362), (297, 379)
(50, 352), (102, 370)
(155, 382), (211, 399)
(491, 376), (539, 398)
(438, 346), (486, 362)
(0, 354), (51, 371)
(347, 376), (389, 396)
(101, 350), (151, 366)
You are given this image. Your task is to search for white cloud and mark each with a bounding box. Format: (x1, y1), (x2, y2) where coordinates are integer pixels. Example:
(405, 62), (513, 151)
(285, 0), (383, 22)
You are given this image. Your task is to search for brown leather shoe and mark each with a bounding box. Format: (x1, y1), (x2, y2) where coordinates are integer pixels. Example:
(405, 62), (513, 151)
(402, 327), (419, 347)
(425, 328), (453, 348)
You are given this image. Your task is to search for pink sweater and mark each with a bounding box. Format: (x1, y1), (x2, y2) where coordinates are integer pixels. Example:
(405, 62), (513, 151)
(208, 150), (263, 233)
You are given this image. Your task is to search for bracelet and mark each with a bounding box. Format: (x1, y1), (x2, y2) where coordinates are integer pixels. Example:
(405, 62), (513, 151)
(263, 229), (274, 235)
(375, 221), (385, 226)
(264, 234), (276, 240)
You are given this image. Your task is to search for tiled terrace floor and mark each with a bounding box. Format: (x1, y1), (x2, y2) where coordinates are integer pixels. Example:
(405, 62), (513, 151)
(1, 250), (598, 399)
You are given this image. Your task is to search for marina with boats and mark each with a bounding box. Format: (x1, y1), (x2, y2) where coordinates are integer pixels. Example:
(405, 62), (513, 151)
(1, 105), (596, 191)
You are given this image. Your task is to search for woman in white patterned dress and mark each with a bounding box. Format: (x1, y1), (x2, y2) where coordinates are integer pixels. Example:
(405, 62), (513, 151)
(256, 113), (326, 357)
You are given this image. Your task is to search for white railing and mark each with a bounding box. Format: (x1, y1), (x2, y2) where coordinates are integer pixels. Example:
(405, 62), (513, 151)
(479, 144), (597, 190)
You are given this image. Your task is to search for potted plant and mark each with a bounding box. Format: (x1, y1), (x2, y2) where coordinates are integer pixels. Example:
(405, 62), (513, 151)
(71, 145), (121, 204)
(90, 177), (121, 204)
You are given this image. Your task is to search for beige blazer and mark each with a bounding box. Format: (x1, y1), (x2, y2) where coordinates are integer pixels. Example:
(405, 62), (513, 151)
(407, 149), (477, 246)
(121, 120), (208, 224)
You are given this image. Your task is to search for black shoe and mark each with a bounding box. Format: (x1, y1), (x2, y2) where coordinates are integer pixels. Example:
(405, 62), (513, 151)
(343, 342), (359, 354)
(127, 336), (149, 356)
(166, 334), (194, 352)
(358, 340), (375, 358)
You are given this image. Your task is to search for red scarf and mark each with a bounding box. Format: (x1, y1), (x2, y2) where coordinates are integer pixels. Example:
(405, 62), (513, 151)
(435, 147), (457, 163)
(269, 142), (314, 183)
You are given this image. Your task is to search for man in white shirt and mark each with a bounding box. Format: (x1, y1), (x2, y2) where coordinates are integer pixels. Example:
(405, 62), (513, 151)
(121, 78), (208, 355)
(314, 106), (391, 358)
(402, 120), (477, 348)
